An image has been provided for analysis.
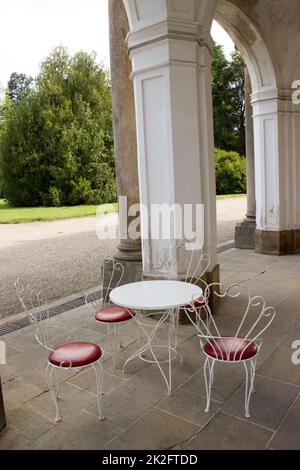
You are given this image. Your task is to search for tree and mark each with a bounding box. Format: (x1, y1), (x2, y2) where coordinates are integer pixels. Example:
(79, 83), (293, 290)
(7, 72), (33, 103)
(224, 50), (245, 155)
(0, 47), (116, 207)
(212, 45), (245, 155)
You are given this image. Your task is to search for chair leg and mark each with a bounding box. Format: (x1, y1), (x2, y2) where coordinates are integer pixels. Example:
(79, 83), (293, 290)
(53, 367), (60, 400)
(251, 358), (257, 393)
(45, 363), (61, 423)
(113, 324), (119, 369)
(244, 360), (256, 418)
(170, 308), (179, 351)
(204, 357), (215, 413)
(92, 362), (105, 421)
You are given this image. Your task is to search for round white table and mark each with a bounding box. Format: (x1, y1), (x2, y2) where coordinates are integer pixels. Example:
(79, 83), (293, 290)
(110, 280), (202, 394)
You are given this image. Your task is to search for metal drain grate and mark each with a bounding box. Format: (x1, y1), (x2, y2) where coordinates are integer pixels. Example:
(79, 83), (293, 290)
(0, 290), (102, 337)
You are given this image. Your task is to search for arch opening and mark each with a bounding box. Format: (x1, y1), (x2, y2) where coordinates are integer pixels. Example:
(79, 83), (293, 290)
(214, 0), (277, 94)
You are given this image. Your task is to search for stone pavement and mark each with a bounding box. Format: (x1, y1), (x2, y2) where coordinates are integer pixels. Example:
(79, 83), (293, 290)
(1, 248), (300, 450)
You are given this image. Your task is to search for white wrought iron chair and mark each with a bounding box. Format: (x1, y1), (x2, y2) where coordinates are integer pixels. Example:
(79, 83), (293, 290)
(183, 282), (276, 418)
(154, 243), (211, 347)
(15, 278), (105, 423)
(85, 258), (136, 367)
(179, 243), (211, 329)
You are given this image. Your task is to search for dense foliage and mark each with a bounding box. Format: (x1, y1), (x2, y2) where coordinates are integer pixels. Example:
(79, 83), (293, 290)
(7, 72), (34, 104)
(0, 44), (247, 207)
(215, 148), (246, 195)
(0, 47), (116, 207)
(212, 45), (245, 156)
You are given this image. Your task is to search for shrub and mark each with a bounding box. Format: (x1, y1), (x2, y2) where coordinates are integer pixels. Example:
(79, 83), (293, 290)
(44, 187), (63, 207)
(215, 148), (246, 195)
(0, 47), (116, 207)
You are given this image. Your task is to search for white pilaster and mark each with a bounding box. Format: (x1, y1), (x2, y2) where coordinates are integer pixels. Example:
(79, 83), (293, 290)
(124, 2), (217, 276)
(252, 89), (300, 234)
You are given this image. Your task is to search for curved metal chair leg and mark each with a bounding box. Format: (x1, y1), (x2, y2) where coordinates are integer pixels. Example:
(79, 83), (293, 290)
(52, 367), (60, 400)
(204, 357), (215, 413)
(251, 358), (257, 393)
(112, 324), (118, 369)
(209, 358), (215, 387)
(93, 362), (105, 421)
(244, 360), (255, 418)
(171, 308), (180, 350)
(45, 363), (61, 423)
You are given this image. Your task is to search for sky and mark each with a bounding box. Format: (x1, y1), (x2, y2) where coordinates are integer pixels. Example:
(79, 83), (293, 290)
(0, 0), (234, 88)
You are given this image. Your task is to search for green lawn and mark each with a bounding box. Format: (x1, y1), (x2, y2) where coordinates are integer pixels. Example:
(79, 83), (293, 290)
(216, 194), (246, 200)
(0, 194), (246, 224)
(0, 199), (118, 224)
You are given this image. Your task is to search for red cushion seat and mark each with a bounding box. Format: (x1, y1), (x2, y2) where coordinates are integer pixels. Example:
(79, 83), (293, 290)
(203, 337), (258, 361)
(95, 306), (135, 323)
(49, 342), (102, 368)
(184, 296), (206, 309)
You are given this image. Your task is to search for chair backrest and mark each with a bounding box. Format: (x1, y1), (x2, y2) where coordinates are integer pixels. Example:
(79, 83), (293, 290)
(184, 282), (276, 361)
(181, 246), (210, 290)
(102, 258), (125, 305)
(14, 278), (50, 350)
(85, 258), (125, 310)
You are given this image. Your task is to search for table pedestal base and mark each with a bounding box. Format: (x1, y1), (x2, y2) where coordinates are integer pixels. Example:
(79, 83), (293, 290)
(123, 309), (181, 395)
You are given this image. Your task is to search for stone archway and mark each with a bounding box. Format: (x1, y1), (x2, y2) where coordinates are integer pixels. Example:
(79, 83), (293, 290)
(214, 0), (278, 250)
(116, 0), (300, 267)
(214, 0), (300, 255)
(215, 0), (276, 93)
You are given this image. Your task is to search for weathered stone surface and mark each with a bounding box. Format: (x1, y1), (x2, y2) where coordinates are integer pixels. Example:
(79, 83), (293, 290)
(184, 412), (272, 450)
(108, 408), (199, 450)
(223, 375), (299, 430)
(256, 229), (300, 255)
(270, 396), (300, 450)
(235, 219), (256, 249)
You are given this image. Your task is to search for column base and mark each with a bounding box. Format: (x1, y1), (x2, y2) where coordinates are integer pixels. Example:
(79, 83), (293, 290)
(103, 258), (143, 293)
(0, 378), (6, 432)
(113, 240), (142, 263)
(235, 218), (256, 250)
(255, 229), (300, 255)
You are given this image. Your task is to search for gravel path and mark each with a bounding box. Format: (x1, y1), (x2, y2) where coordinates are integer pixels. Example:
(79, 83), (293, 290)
(216, 196), (246, 245)
(0, 197), (246, 319)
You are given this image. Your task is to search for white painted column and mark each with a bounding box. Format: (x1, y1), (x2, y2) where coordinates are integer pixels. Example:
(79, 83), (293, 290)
(245, 69), (256, 221)
(252, 88), (300, 254)
(235, 68), (256, 250)
(127, 30), (217, 277)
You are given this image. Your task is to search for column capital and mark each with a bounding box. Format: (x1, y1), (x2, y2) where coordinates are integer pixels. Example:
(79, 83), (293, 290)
(127, 19), (214, 51)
